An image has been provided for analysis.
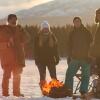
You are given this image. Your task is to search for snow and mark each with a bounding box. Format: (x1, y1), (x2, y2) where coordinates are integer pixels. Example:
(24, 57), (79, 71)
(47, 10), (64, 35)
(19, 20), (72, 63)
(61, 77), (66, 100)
(0, 59), (99, 100)
(0, 96), (100, 100)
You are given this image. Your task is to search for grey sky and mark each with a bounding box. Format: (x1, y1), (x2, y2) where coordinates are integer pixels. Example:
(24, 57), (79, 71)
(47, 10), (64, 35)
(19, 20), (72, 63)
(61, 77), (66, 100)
(0, 0), (32, 6)
(0, 0), (53, 18)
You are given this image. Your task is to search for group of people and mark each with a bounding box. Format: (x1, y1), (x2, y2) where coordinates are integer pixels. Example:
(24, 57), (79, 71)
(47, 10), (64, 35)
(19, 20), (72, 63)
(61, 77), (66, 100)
(0, 8), (100, 98)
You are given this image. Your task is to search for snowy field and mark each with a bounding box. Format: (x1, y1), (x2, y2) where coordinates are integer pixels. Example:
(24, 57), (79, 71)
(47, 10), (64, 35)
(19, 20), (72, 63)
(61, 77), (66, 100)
(0, 59), (99, 100)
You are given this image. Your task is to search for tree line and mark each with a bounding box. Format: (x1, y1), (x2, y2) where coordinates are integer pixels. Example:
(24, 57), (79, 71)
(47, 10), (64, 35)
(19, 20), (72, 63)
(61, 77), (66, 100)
(24, 24), (97, 59)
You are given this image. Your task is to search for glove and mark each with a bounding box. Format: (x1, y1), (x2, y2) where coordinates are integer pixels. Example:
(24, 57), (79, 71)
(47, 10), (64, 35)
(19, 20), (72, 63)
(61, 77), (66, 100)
(54, 56), (59, 65)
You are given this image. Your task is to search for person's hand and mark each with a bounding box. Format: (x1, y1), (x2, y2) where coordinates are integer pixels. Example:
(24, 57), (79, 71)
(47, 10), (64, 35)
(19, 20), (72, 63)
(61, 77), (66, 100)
(54, 56), (59, 65)
(9, 37), (14, 47)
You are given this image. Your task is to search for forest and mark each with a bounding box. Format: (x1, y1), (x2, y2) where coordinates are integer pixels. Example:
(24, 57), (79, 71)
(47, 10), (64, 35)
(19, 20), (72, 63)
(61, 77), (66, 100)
(24, 24), (97, 59)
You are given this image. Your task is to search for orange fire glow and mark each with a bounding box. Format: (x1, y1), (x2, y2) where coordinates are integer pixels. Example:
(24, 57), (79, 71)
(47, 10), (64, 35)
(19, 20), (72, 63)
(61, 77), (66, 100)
(41, 80), (64, 95)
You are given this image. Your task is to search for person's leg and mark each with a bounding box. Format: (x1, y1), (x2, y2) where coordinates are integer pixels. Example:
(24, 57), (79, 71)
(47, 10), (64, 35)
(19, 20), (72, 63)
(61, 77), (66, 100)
(2, 67), (11, 96)
(96, 57), (100, 77)
(37, 64), (47, 92)
(80, 61), (90, 94)
(12, 67), (23, 96)
(37, 64), (47, 95)
(37, 64), (46, 82)
(65, 60), (80, 90)
(47, 64), (57, 80)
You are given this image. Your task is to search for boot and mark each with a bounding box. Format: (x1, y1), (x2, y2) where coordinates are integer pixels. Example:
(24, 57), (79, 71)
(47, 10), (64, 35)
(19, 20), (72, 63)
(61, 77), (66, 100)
(13, 74), (24, 97)
(2, 77), (10, 97)
(13, 93), (24, 97)
(80, 92), (91, 100)
(39, 80), (47, 95)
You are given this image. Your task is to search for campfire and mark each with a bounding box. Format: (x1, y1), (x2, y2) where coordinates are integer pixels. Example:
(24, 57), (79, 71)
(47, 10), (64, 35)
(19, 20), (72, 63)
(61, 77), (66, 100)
(41, 79), (64, 95)
(40, 79), (72, 98)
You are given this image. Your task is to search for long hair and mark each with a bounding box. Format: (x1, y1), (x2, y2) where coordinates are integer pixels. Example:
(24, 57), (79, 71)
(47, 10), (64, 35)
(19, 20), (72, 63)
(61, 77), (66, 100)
(38, 31), (57, 48)
(95, 16), (99, 23)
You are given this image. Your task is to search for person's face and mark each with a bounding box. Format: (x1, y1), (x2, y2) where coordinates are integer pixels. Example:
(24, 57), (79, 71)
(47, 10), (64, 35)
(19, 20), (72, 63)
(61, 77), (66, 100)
(8, 17), (17, 26)
(96, 13), (100, 22)
(42, 28), (49, 33)
(73, 19), (82, 28)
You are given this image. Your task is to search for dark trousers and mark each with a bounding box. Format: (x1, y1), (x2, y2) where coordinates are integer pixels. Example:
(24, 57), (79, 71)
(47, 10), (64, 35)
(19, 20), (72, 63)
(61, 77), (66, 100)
(96, 58), (100, 77)
(2, 66), (22, 95)
(37, 64), (57, 81)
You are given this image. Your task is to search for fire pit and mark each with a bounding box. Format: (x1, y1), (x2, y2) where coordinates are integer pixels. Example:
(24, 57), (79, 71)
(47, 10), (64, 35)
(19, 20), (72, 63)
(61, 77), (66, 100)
(41, 80), (72, 98)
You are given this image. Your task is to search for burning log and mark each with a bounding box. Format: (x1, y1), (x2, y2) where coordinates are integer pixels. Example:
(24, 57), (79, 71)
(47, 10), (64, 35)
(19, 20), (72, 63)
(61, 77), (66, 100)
(41, 79), (72, 98)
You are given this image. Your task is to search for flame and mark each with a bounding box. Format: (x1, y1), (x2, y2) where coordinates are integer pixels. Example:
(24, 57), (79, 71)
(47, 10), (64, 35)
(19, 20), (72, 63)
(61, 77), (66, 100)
(41, 79), (64, 95)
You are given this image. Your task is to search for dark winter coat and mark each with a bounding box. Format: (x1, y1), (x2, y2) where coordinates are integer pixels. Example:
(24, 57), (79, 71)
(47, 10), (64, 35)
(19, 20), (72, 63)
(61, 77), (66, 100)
(34, 32), (59, 66)
(67, 25), (93, 61)
(91, 25), (100, 57)
(0, 25), (29, 69)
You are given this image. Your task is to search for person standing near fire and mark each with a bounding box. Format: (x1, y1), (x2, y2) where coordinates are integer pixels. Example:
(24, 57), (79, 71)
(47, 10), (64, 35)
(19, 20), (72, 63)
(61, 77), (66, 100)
(91, 8), (100, 77)
(90, 8), (100, 98)
(65, 17), (93, 98)
(34, 21), (59, 95)
(0, 14), (29, 97)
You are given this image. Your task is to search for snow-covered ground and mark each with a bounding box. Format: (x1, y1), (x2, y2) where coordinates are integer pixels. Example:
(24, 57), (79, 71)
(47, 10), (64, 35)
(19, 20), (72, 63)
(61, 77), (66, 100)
(0, 59), (99, 100)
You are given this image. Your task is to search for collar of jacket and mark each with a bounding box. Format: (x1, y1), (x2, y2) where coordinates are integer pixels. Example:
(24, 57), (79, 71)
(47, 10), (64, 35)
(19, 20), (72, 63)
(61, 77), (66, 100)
(73, 24), (85, 32)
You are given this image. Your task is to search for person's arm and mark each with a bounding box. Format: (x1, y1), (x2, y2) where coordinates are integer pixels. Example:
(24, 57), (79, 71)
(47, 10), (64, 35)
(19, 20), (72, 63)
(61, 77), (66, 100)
(52, 34), (59, 65)
(87, 29), (93, 45)
(67, 32), (73, 64)
(54, 44), (59, 65)
(86, 29), (95, 64)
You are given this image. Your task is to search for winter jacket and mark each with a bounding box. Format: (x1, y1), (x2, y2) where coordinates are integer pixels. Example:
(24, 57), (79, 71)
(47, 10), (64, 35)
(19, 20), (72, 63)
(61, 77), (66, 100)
(67, 25), (92, 61)
(91, 25), (100, 57)
(34, 32), (59, 66)
(0, 25), (29, 69)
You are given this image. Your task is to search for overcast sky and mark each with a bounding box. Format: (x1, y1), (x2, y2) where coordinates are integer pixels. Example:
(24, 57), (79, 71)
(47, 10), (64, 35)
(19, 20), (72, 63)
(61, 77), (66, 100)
(0, 0), (53, 19)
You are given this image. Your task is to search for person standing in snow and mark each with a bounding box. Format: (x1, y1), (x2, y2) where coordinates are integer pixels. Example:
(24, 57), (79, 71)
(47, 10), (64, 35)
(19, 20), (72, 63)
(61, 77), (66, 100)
(0, 14), (29, 97)
(90, 8), (100, 98)
(65, 17), (93, 97)
(34, 21), (59, 94)
(91, 8), (100, 77)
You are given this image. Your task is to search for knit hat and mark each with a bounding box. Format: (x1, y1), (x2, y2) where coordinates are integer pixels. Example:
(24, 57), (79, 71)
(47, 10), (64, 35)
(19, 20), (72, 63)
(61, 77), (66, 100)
(41, 21), (50, 30)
